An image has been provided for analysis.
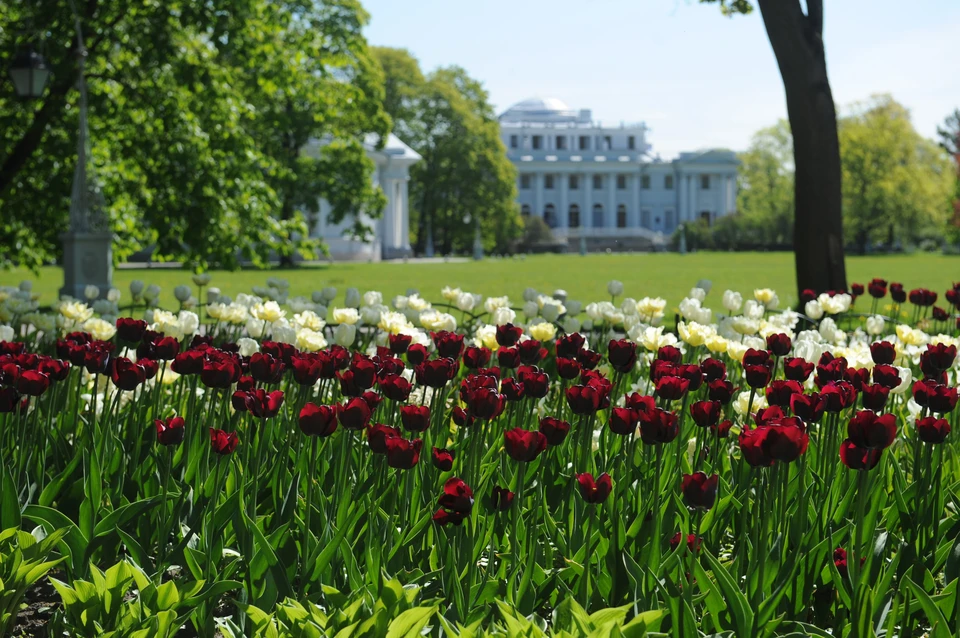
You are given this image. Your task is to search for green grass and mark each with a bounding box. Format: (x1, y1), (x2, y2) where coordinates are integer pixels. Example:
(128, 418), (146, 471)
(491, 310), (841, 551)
(4, 252), (958, 310)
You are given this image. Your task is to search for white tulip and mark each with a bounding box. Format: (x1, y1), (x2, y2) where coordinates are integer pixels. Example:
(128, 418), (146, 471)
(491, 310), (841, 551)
(321, 287), (338, 302)
(565, 300), (583, 316)
(84, 285), (100, 300)
(804, 300), (824, 320)
(528, 321), (557, 342)
(334, 323), (357, 347)
(688, 287), (706, 302)
(344, 288), (361, 308)
(18, 280), (32, 292)
(492, 307), (516, 326)
(207, 288), (221, 304)
(192, 273), (212, 286)
(456, 292), (476, 312)
(522, 301), (539, 319)
(237, 337), (260, 357)
(540, 302), (561, 323)
(363, 290), (383, 307)
(722, 290), (742, 313)
(865, 315), (885, 336)
(0, 325), (16, 341)
(522, 288), (539, 302)
(331, 307), (360, 325)
(607, 280), (624, 297)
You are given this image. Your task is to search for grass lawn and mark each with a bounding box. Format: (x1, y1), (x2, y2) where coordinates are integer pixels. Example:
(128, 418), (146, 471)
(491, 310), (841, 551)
(4, 251), (957, 311)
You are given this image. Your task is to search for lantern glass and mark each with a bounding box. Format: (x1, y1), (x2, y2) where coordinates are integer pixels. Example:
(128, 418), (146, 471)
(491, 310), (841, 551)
(8, 50), (50, 98)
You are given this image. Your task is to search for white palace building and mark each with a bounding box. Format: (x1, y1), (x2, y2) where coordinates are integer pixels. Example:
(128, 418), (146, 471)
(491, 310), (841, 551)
(501, 97), (739, 251)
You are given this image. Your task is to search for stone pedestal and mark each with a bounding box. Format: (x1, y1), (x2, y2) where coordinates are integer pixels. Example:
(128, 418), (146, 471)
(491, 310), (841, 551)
(60, 231), (113, 300)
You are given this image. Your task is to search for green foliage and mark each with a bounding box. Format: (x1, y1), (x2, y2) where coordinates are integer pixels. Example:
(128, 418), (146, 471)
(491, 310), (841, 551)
(0, 526), (67, 636)
(839, 94), (955, 252)
(0, 0), (389, 270)
(736, 119), (795, 246)
(372, 49), (522, 255)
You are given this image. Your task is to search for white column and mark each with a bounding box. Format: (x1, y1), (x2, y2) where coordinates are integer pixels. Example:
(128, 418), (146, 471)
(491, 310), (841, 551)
(381, 178), (396, 254)
(559, 172), (568, 230)
(584, 171), (593, 230)
(688, 175), (697, 223)
(607, 172), (616, 229)
(677, 171), (686, 225)
(727, 174), (736, 213)
(632, 173), (640, 228)
(534, 172), (543, 219)
(720, 175), (729, 216)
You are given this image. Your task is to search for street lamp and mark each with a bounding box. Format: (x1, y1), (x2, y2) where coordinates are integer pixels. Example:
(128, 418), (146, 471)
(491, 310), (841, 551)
(8, 48), (50, 98)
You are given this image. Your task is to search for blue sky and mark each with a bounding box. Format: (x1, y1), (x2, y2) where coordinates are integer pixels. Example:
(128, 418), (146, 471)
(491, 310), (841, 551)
(362, 0), (960, 159)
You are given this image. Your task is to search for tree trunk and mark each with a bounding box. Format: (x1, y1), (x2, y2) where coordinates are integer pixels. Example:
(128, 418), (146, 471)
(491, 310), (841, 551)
(757, 0), (847, 297)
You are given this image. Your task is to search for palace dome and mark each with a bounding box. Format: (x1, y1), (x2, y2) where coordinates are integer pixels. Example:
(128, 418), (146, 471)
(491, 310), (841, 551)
(499, 97), (581, 123)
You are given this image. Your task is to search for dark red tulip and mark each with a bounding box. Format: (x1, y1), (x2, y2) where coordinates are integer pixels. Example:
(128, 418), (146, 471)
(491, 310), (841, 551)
(290, 352), (332, 385)
(16, 369), (50, 396)
(700, 358), (726, 382)
(468, 386), (506, 419)
(201, 358), (242, 388)
(860, 384), (889, 411)
(839, 439), (882, 471)
(116, 318), (147, 343)
(924, 343), (957, 372)
(607, 339), (637, 373)
(766, 333), (792, 357)
(908, 288), (937, 307)
(398, 405), (430, 432)
(82, 348), (111, 375)
(384, 436), (422, 469)
(670, 533), (702, 554)
(489, 485), (515, 511)
(743, 348), (772, 367)
(338, 396), (372, 430)
(496, 323), (524, 347)
(681, 472), (718, 510)
(800, 288), (817, 304)
(711, 419), (733, 438)
(754, 405), (786, 426)
(152, 336), (181, 361)
(349, 354), (378, 388)
(463, 346), (491, 369)
(0, 341), (26, 356)
(690, 400), (722, 428)
(790, 392), (825, 422)
(171, 350), (204, 376)
(518, 339), (546, 365)
(851, 283), (865, 297)
(0, 387), (21, 413)
(655, 375), (689, 401)
(37, 358), (70, 382)
(765, 380), (803, 407)
(452, 406), (474, 428)
(782, 357), (814, 382)
(707, 379), (736, 404)
(657, 345), (682, 363)
(432, 447), (455, 471)
(503, 427), (548, 462)
(609, 407), (638, 435)
(872, 364), (901, 390)
(415, 358), (457, 388)
(577, 348), (602, 371)
(210, 428), (239, 455)
(261, 341), (300, 367)
(739, 427), (774, 467)
(406, 343), (428, 366)
(566, 384), (601, 414)
(820, 381), (854, 413)
(367, 423), (401, 454)
(248, 353), (285, 384)
(155, 416), (185, 446)
(361, 390), (382, 410)
(431, 331), (464, 360)
(869, 341), (896, 366)
(379, 373), (412, 402)
(517, 366), (549, 398)
(299, 403), (338, 437)
(110, 358), (146, 391)
(916, 416), (950, 444)
(763, 424), (809, 463)
(744, 364), (772, 389)
(555, 357), (581, 380)
(539, 416), (571, 445)
(496, 346), (520, 369)
(555, 332), (585, 358)
(847, 410), (897, 450)
(388, 333), (412, 354)
(914, 381), (958, 414)
(500, 378), (525, 401)
(577, 473), (613, 504)
(889, 283), (906, 303)
(433, 476), (474, 525)
(868, 279), (887, 299)
(625, 392), (656, 414)
(243, 389), (284, 419)
(639, 408), (679, 444)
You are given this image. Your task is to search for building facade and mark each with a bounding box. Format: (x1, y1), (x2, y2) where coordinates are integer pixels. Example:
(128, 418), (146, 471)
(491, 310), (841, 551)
(304, 133), (420, 261)
(500, 98), (738, 250)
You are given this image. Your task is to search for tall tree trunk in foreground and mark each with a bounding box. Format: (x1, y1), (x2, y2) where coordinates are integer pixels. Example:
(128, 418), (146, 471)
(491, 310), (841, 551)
(758, 0), (847, 296)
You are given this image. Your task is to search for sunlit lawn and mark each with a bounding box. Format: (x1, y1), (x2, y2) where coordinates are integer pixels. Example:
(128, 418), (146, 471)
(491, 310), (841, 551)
(5, 251), (958, 311)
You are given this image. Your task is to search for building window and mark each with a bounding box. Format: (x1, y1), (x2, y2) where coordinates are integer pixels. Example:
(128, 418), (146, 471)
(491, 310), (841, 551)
(510, 135), (518, 149)
(701, 211), (712, 225)
(520, 175), (530, 189)
(521, 204), (531, 216)
(556, 136), (567, 150)
(592, 204), (604, 228)
(617, 204), (627, 228)
(579, 135), (590, 150)
(665, 208), (675, 231)
(640, 208), (651, 228)
(664, 175), (674, 190)
(628, 136), (635, 150)
(544, 175), (554, 190)
(701, 175), (710, 189)
(544, 204), (556, 228)
(592, 175), (603, 190)
(616, 175), (627, 190)
(532, 135), (542, 150)
(641, 175), (651, 190)
(569, 204), (580, 228)
(603, 135), (612, 150)
(569, 175), (579, 190)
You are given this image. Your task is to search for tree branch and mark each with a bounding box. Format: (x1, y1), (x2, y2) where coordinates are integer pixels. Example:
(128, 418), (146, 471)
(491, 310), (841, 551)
(807, 0), (823, 37)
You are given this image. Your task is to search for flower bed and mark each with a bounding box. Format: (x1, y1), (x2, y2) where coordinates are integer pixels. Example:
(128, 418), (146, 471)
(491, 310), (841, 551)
(1, 277), (959, 636)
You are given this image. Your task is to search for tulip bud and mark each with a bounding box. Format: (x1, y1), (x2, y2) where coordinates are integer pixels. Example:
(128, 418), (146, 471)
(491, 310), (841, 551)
(607, 280), (624, 297)
(84, 285), (100, 300)
(334, 323), (357, 347)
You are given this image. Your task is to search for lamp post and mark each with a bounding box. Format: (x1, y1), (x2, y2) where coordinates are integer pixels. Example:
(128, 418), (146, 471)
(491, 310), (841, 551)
(472, 216), (483, 261)
(5, 2), (112, 300)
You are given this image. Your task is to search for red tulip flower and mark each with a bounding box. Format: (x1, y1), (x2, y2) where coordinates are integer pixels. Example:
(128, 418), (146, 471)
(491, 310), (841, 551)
(367, 424), (401, 454)
(555, 332), (585, 358)
(766, 333), (792, 357)
(607, 339), (638, 373)
(655, 375), (690, 400)
(503, 427), (547, 462)
(839, 439), (882, 471)
(577, 472), (613, 503)
(782, 357), (815, 382)
(243, 389), (284, 419)
(566, 384), (601, 414)
(210, 428), (239, 455)
(639, 408), (679, 444)
(518, 339), (546, 365)
(690, 400), (722, 428)
(432, 331), (465, 360)
(681, 472), (718, 510)
(847, 410), (897, 450)
(433, 476), (474, 525)
(379, 373), (412, 402)
(670, 533), (703, 553)
(248, 353), (285, 384)
(489, 485), (515, 511)
(765, 380), (803, 408)
(463, 346), (491, 369)
(539, 416), (571, 445)
(116, 318), (147, 343)
(915, 416), (950, 444)
(432, 447), (455, 471)
(707, 379), (737, 404)
(497, 324), (524, 347)
(383, 436), (422, 469)
(415, 358), (457, 388)
(155, 416), (185, 446)
(700, 357), (726, 382)
(110, 357), (146, 392)
(556, 357), (581, 380)
(388, 333), (412, 354)
(338, 397), (372, 430)
(16, 369), (50, 396)
(517, 366), (549, 398)
(869, 341), (897, 366)
(299, 403), (338, 437)
(609, 407), (638, 435)
(400, 404), (431, 432)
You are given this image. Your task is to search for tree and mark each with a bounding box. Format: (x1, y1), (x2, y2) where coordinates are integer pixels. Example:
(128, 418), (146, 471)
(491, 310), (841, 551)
(839, 95), (954, 253)
(736, 120), (794, 247)
(372, 49), (522, 255)
(0, 0), (389, 270)
(937, 108), (960, 242)
(702, 0), (847, 297)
